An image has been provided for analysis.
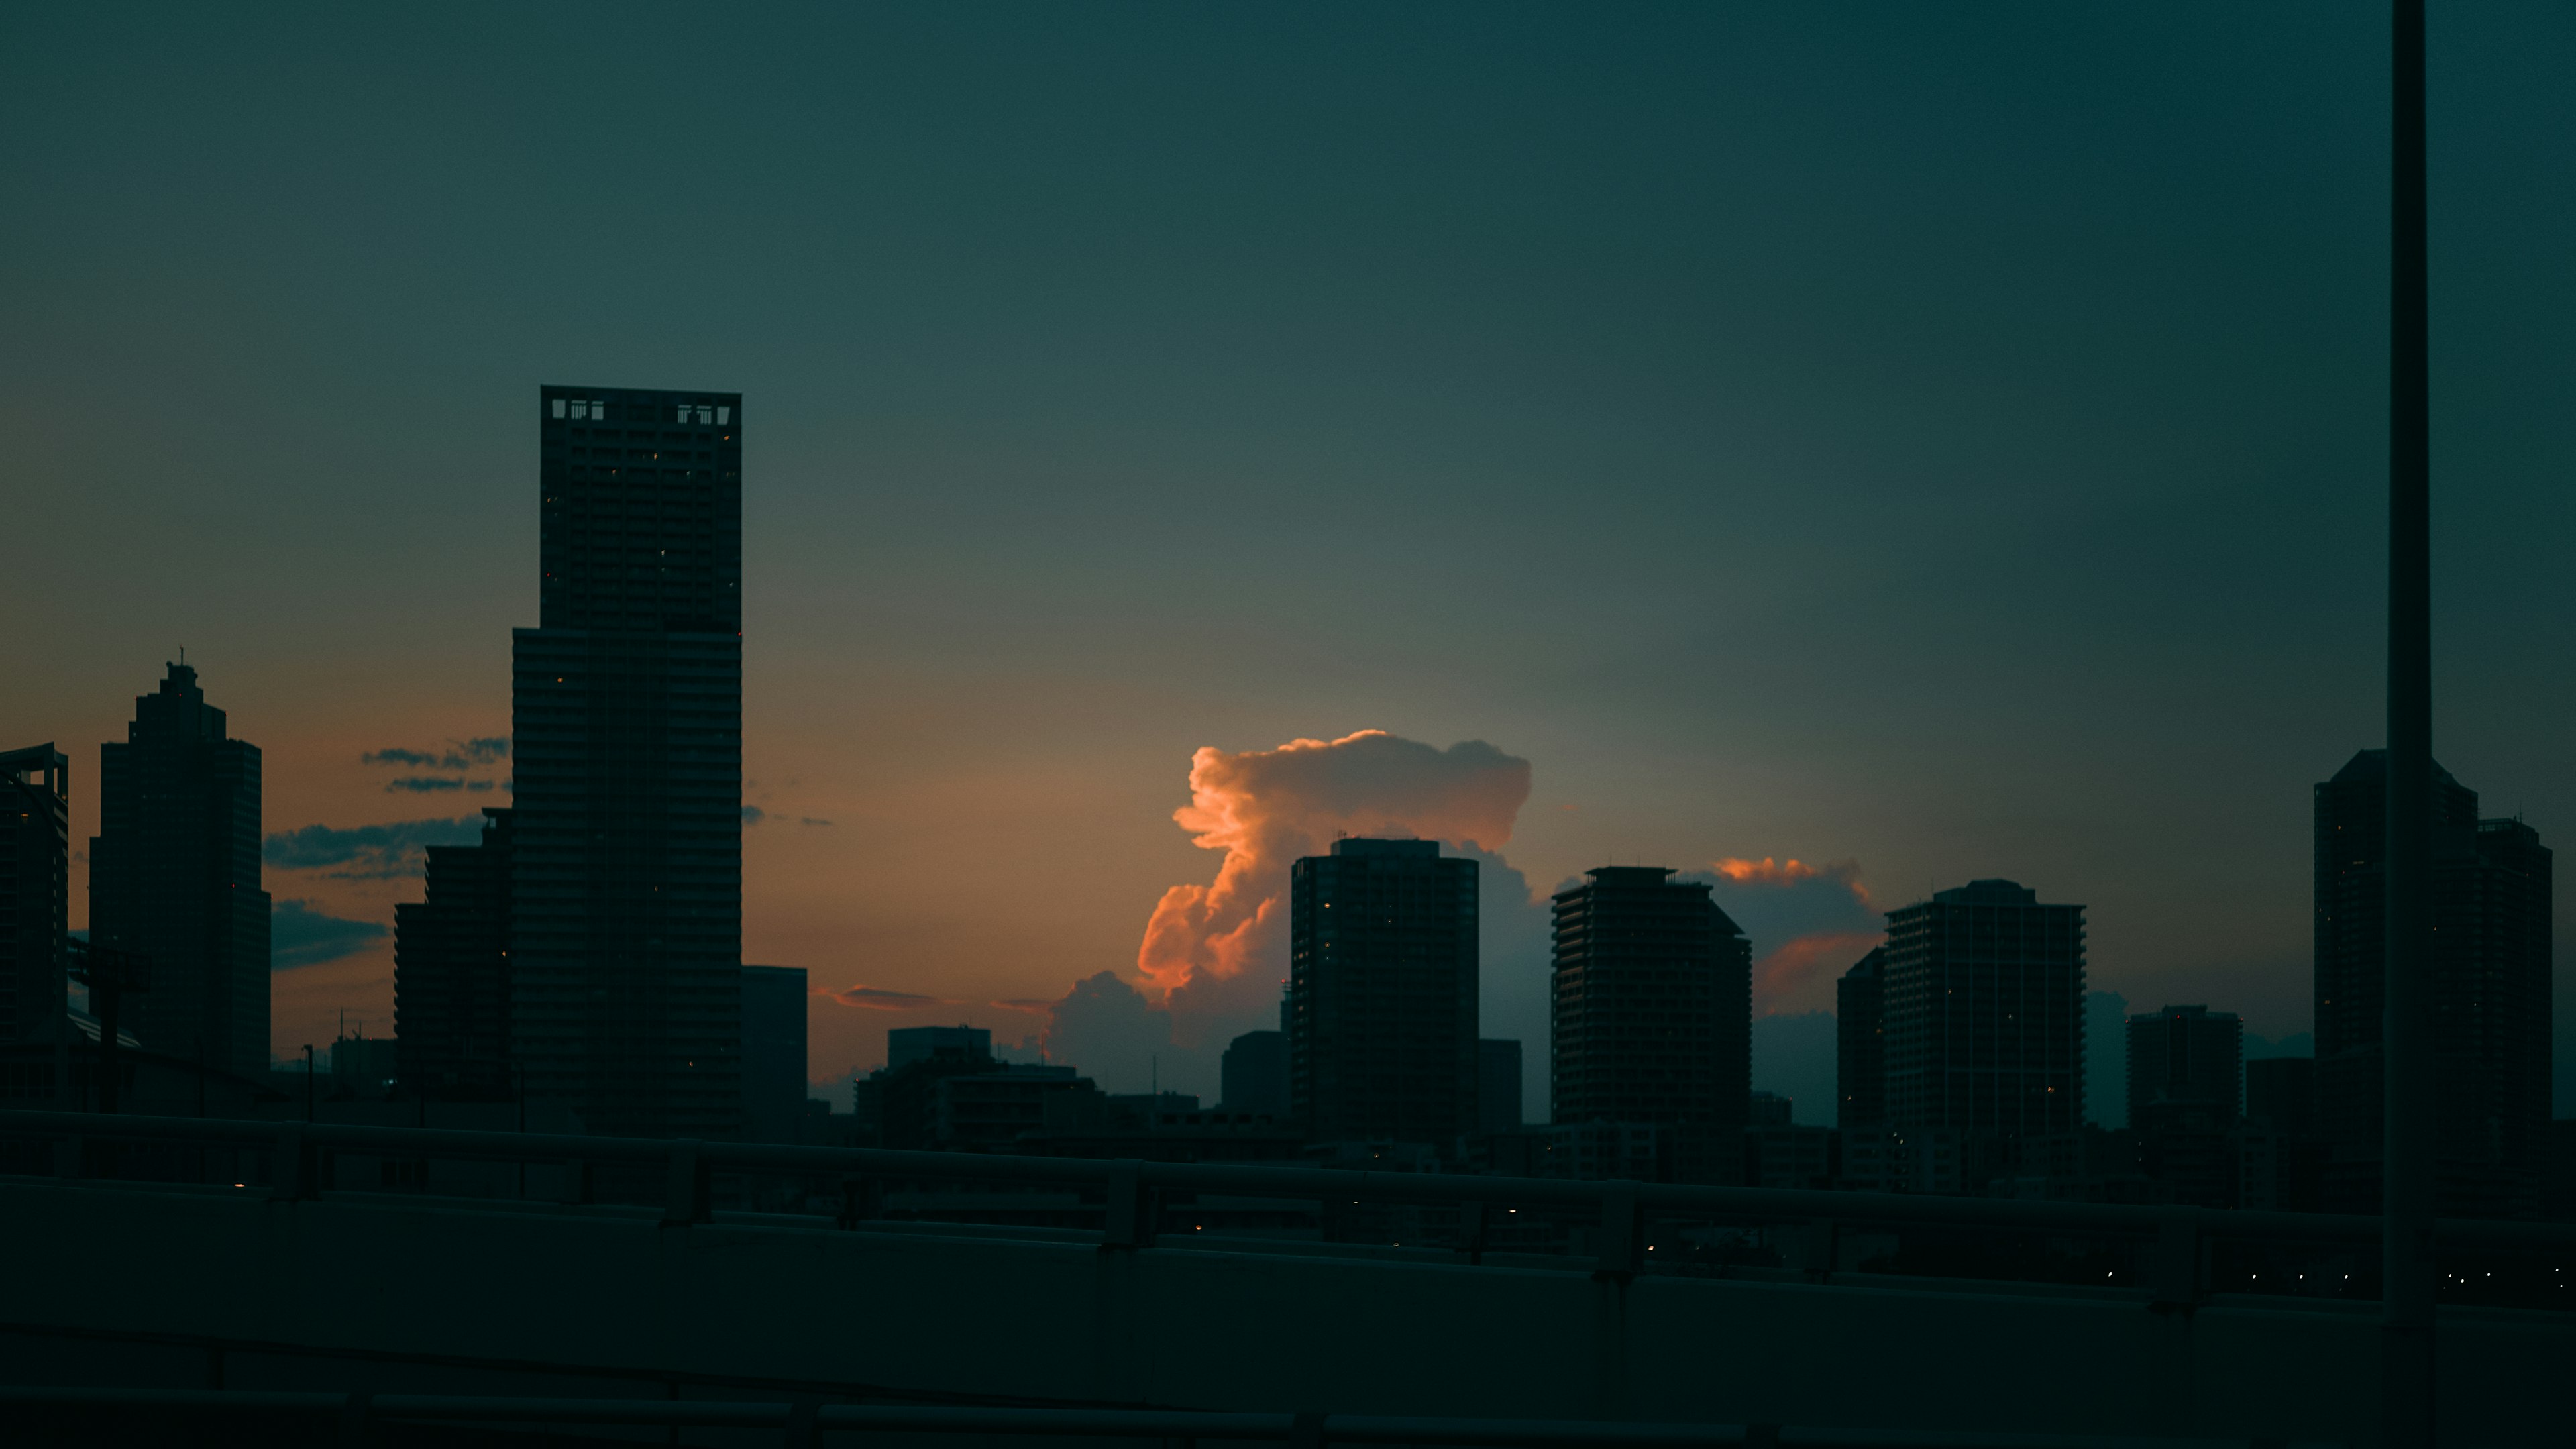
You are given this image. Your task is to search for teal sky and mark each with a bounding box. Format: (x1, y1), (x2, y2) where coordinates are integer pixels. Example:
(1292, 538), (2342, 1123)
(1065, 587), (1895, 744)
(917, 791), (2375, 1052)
(5, 4), (2571, 1110)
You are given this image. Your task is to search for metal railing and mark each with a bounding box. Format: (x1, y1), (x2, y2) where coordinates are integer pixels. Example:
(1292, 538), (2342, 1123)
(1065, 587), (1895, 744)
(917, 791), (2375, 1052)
(5, 1108), (2571, 1307)
(0, 1385), (2343, 1448)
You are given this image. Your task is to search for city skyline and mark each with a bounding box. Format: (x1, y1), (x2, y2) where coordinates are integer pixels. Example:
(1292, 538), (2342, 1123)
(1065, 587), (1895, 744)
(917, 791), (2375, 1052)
(7, 6), (2575, 1115)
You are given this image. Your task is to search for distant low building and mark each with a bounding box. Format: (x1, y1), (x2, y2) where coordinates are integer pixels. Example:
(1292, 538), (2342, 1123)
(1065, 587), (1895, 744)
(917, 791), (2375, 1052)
(1220, 1030), (1288, 1116)
(1749, 1091), (1793, 1127)
(1745, 1124), (1837, 1190)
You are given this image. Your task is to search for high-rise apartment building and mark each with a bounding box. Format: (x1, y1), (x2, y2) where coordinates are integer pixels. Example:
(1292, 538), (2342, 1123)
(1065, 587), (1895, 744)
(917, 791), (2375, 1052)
(1882, 879), (2084, 1139)
(1, 745), (70, 1047)
(89, 665), (270, 1076)
(394, 808), (515, 1099)
(1549, 866), (1751, 1181)
(1287, 838), (1479, 1145)
(513, 386), (743, 1138)
(740, 965), (808, 1143)
(2126, 1004), (2241, 1128)
(2314, 749), (2552, 1216)
(1836, 947), (1886, 1128)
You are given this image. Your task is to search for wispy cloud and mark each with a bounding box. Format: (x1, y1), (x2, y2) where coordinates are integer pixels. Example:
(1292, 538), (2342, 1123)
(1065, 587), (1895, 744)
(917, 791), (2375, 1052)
(799, 816), (834, 827)
(263, 817), (486, 879)
(741, 805), (767, 824)
(818, 984), (951, 1011)
(362, 738), (510, 771)
(271, 899), (390, 969)
(387, 776), (494, 793)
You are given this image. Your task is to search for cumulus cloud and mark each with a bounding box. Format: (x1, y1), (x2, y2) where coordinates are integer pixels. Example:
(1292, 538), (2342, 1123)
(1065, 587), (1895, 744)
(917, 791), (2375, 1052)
(819, 984), (950, 1011)
(1686, 857), (1882, 1016)
(264, 817), (487, 879)
(271, 899), (390, 970)
(1042, 971), (1187, 1094)
(1140, 731), (1530, 1004)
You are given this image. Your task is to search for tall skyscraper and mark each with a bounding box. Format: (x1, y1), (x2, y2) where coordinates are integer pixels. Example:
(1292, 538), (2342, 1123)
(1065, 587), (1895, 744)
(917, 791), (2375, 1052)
(1287, 838), (1479, 1145)
(1, 745), (70, 1049)
(1477, 1037), (1524, 1134)
(513, 386), (743, 1138)
(1836, 947), (1886, 1128)
(1220, 1028), (1289, 1116)
(2314, 749), (2552, 1216)
(2125, 1004), (2241, 1128)
(739, 965), (808, 1144)
(1882, 879), (2084, 1139)
(394, 808), (514, 1099)
(1549, 866), (1751, 1181)
(89, 665), (270, 1077)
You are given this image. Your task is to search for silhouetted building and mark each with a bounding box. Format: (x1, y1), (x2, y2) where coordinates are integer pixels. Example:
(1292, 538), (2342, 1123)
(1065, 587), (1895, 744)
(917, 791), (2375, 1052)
(330, 1034), (400, 1097)
(2314, 749), (2553, 1216)
(394, 808), (514, 1099)
(1529, 1120), (1667, 1182)
(89, 663), (270, 1077)
(1221, 1028), (1288, 1116)
(889, 1025), (990, 1071)
(1836, 947), (1885, 1129)
(2245, 1057), (2317, 1137)
(2127, 1004), (2240, 1126)
(513, 385), (744, 1138)
(1, 745), (70, 1049)
(1478, 1038), (1523, 1133)
(1287, 839), (1479, 1146)
(1745, 1124), (1838, 1190)
(932, 1064), (1088, 1151)
(1750, 1090), (1792, 1126)
(1549, 866), (1751, 1183)
(740, 965), (808, 1143)
(1882, 880), (2085, 1140)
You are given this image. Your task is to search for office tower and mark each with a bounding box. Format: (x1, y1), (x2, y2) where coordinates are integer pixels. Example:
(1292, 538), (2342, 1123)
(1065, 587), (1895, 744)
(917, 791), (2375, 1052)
(889, 1024), (991, 1071)
(1882, 879), (2085, 1139)
(1221, 1028), (1289, 1116)
(329, 1034), (400, 1095)
(394, 808), (514, 1099)
(89, 664), (270, 1077)
(513, 385), (743, 1138)
(1477, 1038), (1523, 1134)
(1549, 866), (1751, 1182)
(2245, 1057), (2316, 1137)
(2126, 1005), (2241, 1126)
(1, 745), (70, 1046)
(740, 965), (808, 1143)
(2126, 1004), (2241, 1210)
(1287, 838), (1479, 1145)
(2314, 749), (2553, 1216)
(1836, 947), (1886, 1128)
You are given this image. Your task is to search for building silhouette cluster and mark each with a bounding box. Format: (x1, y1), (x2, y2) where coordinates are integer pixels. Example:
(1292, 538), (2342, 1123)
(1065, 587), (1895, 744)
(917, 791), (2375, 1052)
(3, 386), (2565, 1225)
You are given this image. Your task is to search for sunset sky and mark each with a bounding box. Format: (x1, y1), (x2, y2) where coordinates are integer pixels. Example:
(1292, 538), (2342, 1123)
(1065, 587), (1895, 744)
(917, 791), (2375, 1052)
(7, 5), (2573, 1116)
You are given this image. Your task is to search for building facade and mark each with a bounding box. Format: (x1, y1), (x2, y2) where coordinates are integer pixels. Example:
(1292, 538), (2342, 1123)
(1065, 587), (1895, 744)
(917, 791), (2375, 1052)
(2314, 749), (2553, 1216)
(2125, 1004), (2241, 1126)
(1, 745), (70, 1049)
(740, 965), (808, 1143)
(89, 665), (270, 1077)
(1477, 1037), (1523, 1134)
(1549, 865), (1751, 1181)
(1881, 879), (2085, 1140)
(1287, 838), (1479, 1145)
(512, 386), (744, 1138)
(1220, 1028), (1289, 1116)
(394, 808), (514, 1100)
(1836, 947), (1886, 1129)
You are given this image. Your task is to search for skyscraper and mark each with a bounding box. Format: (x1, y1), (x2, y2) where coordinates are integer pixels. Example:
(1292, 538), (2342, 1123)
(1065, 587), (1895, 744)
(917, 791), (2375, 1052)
(89, 665), (270, 1077)
(1287, 838), (1479, 1145)
(1, 745), (70, 1049)
(2314, 749), (2552, 1216)
(2125, 1004), (2241, 1128)
(1477, 1038), (1523, 1134)
(739, 965), (808, 1144)
(1836, 947), (1886, 1129)
(394, 808), (514, 1099)
(1549, 866), (1750, 1181)
(1881, 879), (2084, 1140)
(513, 386), (743, 1138)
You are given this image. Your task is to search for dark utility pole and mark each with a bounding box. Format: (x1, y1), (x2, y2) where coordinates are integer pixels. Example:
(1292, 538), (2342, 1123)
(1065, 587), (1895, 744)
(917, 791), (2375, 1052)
(2383, 1), (2436, 1443)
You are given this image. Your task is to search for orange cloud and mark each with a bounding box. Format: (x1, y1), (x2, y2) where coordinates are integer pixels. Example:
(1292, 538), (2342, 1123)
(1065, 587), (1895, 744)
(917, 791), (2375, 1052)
(1752, 930), (1884, 1015)
(820, 984), (951, 1011)
(1136, 730), (1531, 1000)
